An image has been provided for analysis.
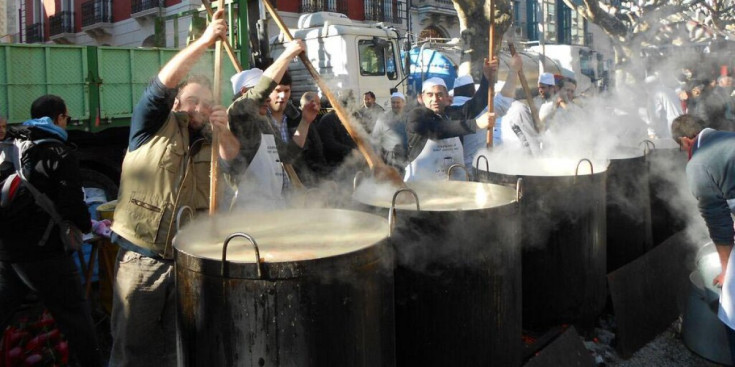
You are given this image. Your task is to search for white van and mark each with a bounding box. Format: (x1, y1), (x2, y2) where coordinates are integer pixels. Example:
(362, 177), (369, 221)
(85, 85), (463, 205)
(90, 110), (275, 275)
(270, 12), (405, 109)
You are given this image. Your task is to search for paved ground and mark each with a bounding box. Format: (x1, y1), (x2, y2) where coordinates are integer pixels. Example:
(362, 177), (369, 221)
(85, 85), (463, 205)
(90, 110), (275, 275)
(606, 325), (721, 366)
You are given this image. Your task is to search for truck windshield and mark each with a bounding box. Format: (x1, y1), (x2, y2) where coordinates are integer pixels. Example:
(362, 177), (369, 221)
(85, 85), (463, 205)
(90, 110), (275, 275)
(359, 39), (397, 80)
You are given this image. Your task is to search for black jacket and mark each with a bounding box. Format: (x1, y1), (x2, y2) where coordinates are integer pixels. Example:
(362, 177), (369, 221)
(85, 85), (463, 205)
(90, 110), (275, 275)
(317, 110), (357, 169)
(283, 102), (328, 186)
(0, 126), (91, 262)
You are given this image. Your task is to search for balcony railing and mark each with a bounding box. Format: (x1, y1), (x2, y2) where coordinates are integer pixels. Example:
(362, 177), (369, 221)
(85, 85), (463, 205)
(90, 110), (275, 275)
(25, 23), (44, 43)
(365, 0), (403, 23)
(50, 11), (75, 35)
(131, 0), (160, 14)
(415, 0), (454, 7)
(299, 0), (348, 15)
(81, 0), (112, 27)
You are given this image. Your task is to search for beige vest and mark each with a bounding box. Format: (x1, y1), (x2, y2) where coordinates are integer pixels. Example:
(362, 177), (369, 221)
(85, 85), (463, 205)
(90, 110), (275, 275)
(111, 112), (211, 259)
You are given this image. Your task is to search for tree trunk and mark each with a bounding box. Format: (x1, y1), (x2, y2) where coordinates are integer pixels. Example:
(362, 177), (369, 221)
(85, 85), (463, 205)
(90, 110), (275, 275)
(453, 0), (512, 79)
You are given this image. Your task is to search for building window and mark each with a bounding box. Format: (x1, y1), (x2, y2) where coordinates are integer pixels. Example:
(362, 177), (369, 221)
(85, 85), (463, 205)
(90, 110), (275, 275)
(526, 0), (538, 41)
(570, 8), (585, 45)
(33, 0), (43, 23)
(543, 0), (556, 43)
(418, 26), (447, 42)
(365, 0), (399, 23)
(358, 38), (397, 80)
(558, 0), (571, 44)
(81, 0), (112, 27)
(299, 0), (347, 15)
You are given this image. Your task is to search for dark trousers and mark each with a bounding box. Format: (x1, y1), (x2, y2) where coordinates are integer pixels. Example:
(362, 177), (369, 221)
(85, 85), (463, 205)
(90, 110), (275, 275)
(0, 255), (102, 367)
(727, 325), (735, 366)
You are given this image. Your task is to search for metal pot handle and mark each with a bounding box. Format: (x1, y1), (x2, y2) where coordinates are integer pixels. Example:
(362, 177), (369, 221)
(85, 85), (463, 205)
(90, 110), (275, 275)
(515, 177), (524, 202)
(475, 154), (489, 179)
(353, 170), (365, 192)
(574, 158), (594, 184)
(176, 205), (194, 231)
(222, 232), (262, 278)
(447, 164), (470, 181)
(388, 188), (420, 237)
(640, 139), (655, 157)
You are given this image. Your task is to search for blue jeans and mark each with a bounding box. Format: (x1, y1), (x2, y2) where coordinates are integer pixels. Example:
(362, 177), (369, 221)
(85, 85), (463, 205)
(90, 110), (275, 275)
(0, 256), (102, 367)
(109, 248), (176, 367)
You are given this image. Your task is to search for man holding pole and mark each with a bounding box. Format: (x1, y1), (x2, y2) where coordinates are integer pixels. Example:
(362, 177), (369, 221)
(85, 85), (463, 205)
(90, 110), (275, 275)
(109, 9), (239, 367)
(224, 39), (320, 210)
(404, 55), (522, 181)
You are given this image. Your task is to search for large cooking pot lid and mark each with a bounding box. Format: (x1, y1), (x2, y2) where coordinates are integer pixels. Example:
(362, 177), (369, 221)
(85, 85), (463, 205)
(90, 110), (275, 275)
(480, 157), (609, 177)
(174, 209), (387, 263)
(353, 180), (517, 211)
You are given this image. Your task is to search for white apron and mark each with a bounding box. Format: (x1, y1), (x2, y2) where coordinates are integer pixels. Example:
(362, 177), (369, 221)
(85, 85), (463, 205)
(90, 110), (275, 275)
(234, 134), (286, 211)
(404, 137), (464, 181)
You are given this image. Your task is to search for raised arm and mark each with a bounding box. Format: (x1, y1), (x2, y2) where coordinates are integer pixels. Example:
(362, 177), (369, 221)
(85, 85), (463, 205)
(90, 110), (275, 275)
(158, 9), (228, 88)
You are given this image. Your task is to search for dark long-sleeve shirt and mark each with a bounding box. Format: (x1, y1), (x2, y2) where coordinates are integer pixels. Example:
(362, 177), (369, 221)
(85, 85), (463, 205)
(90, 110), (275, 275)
(316, 110), (357, 167)
(406, 77), (489, 162)
(225, 76), (303, 178)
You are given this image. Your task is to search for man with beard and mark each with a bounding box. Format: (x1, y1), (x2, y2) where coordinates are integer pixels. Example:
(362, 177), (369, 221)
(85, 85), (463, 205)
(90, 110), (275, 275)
(533, 72), (557, 109)
(225, 39), (319, 210)
(371, 92), (408, 172)
(109, 9), (240, 366)
(359, 91), (385, 133)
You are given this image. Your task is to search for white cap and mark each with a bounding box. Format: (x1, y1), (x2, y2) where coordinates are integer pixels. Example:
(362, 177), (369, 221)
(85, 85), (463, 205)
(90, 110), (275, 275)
(391, 92), (406, 101)
(453, 75), (474, 89)
(538, 72), (555, 86)
(422, 77), (447, 92)
(230, 68), (264, 94)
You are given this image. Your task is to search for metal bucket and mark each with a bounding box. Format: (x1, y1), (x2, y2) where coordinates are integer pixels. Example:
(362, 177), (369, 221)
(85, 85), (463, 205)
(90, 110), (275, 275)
(605, 147), (653, 272)
(354, 179), (522, 366)
(682, 242), (733, 366)
(173, 209), (395, 367)
(476, 157), (607, 330)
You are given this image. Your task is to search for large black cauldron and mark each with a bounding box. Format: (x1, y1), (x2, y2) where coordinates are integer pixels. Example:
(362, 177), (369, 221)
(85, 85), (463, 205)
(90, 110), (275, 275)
(605, 148), (653, 272)
(354, 180), (521, 366)
(646, 139), (688, 245)
(174, 209), (395, 367)
(477, 157), (607, 330)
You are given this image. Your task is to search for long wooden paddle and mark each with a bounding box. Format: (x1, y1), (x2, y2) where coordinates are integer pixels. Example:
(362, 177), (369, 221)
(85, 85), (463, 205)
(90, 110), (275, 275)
(209, 2), (224, 215)
(486, 0), (496, 148)
(508, 42), (543, 133)
(262, 0), (404, 187)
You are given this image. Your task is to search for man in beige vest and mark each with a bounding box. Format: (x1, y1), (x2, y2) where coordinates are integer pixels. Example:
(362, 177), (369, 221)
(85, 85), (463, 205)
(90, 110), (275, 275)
(108, 9), (239, 367)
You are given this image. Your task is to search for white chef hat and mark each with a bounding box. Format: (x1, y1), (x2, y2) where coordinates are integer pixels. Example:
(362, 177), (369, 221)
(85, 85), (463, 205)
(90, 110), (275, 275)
(422, 77), (447, 92)
(453, 75), (474, 89)
(231, 68), (264, 94)
(391, 92), (406, 101)
(538, 72), (555, 86)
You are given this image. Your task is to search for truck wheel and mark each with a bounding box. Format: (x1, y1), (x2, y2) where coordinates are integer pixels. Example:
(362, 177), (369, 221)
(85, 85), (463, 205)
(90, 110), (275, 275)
(80, 168), (119, 202)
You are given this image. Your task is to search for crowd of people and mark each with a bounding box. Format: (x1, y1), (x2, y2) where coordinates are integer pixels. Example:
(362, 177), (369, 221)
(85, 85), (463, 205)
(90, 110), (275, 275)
(1, 8), (735, 366)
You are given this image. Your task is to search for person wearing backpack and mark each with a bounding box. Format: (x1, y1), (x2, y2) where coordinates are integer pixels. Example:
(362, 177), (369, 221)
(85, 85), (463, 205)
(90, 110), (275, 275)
(0, 95), (102, 367)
